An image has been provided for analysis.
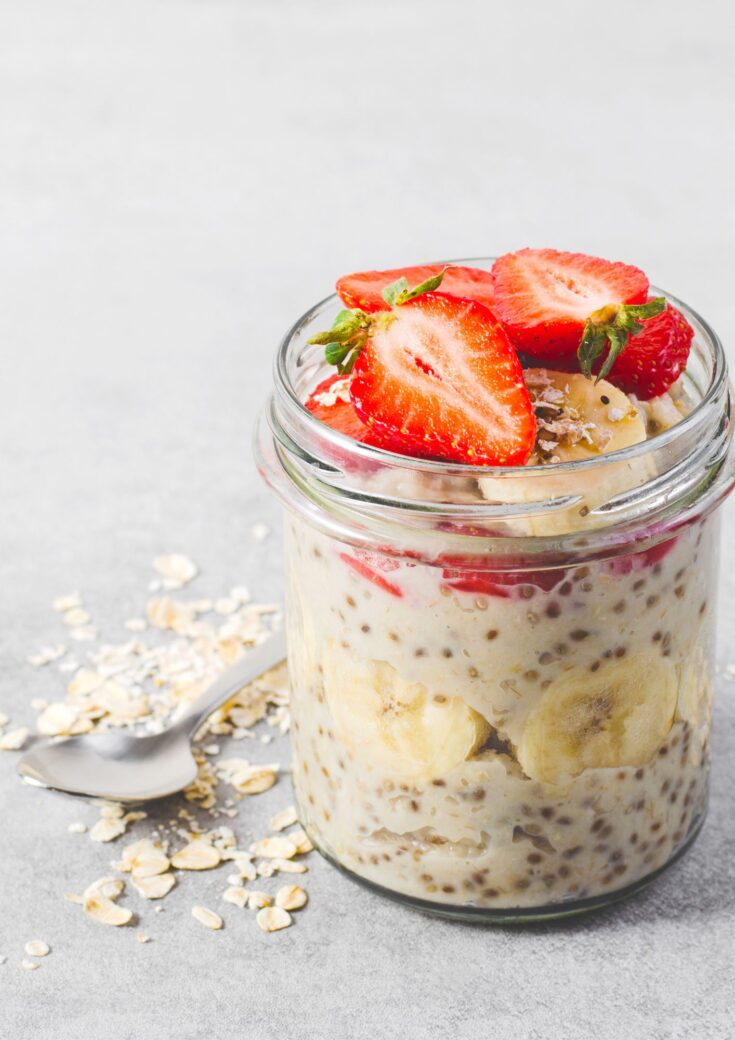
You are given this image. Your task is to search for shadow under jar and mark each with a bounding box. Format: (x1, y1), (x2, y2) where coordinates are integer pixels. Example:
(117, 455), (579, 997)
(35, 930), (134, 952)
(255, 261), (735, 922)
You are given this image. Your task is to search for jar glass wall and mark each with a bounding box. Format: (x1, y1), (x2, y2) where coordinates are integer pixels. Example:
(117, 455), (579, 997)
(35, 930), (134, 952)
(255, 261), (734, 921)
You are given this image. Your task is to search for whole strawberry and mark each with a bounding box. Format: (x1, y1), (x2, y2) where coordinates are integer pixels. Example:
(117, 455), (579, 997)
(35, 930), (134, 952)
(599, 302), (694, 400)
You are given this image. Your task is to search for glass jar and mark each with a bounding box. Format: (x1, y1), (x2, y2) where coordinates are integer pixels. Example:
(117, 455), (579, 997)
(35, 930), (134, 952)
(255, 259), (735, 922)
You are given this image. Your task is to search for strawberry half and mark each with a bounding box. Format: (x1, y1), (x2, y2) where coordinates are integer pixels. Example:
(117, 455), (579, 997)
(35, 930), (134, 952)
(492, 248), (649, 363)
(349, 293), (536, 466)
(337, 264), (496, 314)
(600, 302), (694, 400)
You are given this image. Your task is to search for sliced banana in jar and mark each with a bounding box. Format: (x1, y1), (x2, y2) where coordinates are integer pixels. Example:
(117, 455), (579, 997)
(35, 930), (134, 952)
(517, 651), (678, 784)
(322, 640), (491, 781)
(478, 369), (651, 536)
(525, 368), (647, 463)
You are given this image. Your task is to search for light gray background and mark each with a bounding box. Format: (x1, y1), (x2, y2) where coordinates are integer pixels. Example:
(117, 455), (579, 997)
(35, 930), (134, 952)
(1, 2), (734, 1038)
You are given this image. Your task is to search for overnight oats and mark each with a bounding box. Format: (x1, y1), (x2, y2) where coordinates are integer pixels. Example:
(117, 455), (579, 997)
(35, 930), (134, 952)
(256, 250), (735, 920)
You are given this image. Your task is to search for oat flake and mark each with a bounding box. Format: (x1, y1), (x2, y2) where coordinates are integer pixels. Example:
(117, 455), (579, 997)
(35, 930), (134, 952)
(191, 906), (223, 930)
(256, 906), (291, 932)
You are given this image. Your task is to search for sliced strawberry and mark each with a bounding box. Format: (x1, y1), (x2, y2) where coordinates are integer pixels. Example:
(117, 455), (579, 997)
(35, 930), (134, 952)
(349, 293), (536, 466)
(440, 562), (564, 598)
(337, 264), (496, 314)
(601, 302), (694, 400)
(607, 535), (678, 575)
(339, 551), (403, 597)
(492, 248), (649, 363)
(305, 374), (402, 451)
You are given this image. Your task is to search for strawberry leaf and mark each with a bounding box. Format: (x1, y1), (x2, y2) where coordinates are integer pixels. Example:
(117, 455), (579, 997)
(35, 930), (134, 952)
(381, 277), (410, 306)
(381, 268), (447, 307)
(578, 297), (666, 382)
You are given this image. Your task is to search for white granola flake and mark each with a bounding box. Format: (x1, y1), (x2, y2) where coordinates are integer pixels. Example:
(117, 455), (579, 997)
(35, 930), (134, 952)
(153, 554), (198, 587)
(251, 522), (270, 542)
(275, 885), (308, 911)
(0, 728), (28, 751)
(312, 376), (351, 408)
(24, 941), (50, 958)
(18, 554), (314, 954)
(269, 806), (298, 832)
(256, 906), (292, 933)
(191, 906), (223, 930)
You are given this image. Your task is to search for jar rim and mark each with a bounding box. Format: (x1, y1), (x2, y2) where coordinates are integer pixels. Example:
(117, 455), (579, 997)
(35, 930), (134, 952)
(258, 258), (734, 547)
(273, 266), (728, 480)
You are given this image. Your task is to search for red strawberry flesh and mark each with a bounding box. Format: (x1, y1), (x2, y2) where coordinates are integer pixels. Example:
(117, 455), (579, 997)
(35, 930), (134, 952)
(337, 264), (496, 314)
(349, 293), (536, 466)
(602, 302), (694, 400)
(492, 248), (649, 362)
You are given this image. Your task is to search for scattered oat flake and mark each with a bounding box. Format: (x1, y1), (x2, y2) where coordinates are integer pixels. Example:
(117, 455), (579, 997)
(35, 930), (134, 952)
(153, 554), (198, 586)
(0, 954), (6, 965)
(248, 891), (272, 910)
(133, 874), (175, 900)
(289, 829), (314, 855)
(251, 523), (270, 542)
(171, 840), (221, 871)
(53, 592), (81, 612)
(223, 887), (249, 908)
(24, 941), (50, 958)
(256, 906), (291, 932)
(27, 644), (66, 667)
(21, 959), (40, 971)
(124, 618), (147, 632)
(276, 885), (308, 911)
(84, 896), (133, 927)
(0, 728), (28, 751)
(84, 877), (125, 902)
(250, 836), (297, 860)
(70, 625), (97, 642)
(137, 932), (151, 944)
(0, 711), (8, 728)
(270, 806), (298, 832)
(272, 858), (308, 874)
(192, 906), (223, 930)
(231, 765), (278, 795)
(89, 817), (127, 843)
(230, 586), (251, 603)
(68, 822), (87, 834)
(63, 608), (90, 627)
(37, 702), (81, 737)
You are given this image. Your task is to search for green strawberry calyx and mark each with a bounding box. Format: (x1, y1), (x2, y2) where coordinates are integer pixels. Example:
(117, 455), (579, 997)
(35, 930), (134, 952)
(308, 268), (447, 375)
(578, 296), (666, 383)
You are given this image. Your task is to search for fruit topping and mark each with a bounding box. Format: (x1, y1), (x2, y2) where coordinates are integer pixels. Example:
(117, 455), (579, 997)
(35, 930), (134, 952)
(589, 302), (694, 401)
(305, 374), (400, 450)
(337, 263), (496, 314)
(491, 248), (657, 367)
(522, 368), (647, 464)
(309, 271), (536, 466)
(350, 294), (536, 465)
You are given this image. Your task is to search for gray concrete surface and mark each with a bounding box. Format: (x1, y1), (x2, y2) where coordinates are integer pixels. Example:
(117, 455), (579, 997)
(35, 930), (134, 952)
(1, 2), (734, 1037)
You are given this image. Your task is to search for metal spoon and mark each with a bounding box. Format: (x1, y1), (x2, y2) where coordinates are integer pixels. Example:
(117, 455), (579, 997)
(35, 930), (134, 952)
(17, 631), (287, 803)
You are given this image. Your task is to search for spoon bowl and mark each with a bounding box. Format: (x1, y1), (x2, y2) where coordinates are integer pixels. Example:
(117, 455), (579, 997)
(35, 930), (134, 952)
(17, 631), (287, 803)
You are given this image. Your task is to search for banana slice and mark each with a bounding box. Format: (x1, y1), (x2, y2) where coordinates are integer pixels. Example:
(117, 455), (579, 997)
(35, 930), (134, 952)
(478, 369), (650, 535)
(517, 652), (678, 784)
(677, 642), (713, 737)
(322, 640), (491, 781)
(525, 368), (647, 463)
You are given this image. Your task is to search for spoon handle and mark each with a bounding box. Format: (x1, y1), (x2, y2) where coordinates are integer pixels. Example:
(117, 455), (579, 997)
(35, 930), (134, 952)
(177, 630), (288, 737)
